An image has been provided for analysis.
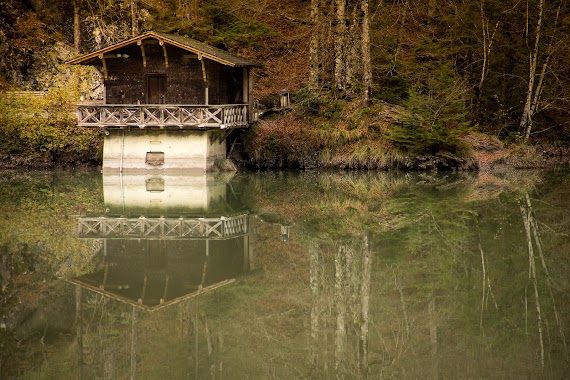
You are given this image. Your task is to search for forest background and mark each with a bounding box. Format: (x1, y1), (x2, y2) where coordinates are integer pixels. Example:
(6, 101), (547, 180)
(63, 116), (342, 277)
(1, 0), (570, 170)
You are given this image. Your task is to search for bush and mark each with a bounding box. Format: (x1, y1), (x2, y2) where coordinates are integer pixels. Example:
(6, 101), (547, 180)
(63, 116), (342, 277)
(384, 60), (472, 159)
(385, 121), (470, 157)
(0, 85), (103, 167)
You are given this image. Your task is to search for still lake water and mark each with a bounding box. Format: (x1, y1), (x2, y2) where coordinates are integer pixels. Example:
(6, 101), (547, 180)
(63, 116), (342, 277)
(1, 168), (569, 379)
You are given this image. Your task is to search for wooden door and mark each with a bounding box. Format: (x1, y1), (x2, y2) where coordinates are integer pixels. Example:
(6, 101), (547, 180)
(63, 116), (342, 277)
(146, 75), (166, 104)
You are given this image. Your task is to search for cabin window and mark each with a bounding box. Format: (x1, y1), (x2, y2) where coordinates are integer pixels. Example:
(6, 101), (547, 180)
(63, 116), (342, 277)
(146, 151), (164, 166)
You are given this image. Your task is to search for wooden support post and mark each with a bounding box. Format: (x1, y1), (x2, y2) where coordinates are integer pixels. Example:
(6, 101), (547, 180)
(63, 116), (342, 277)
(99, 54), (108, 80)
(242, 67), (249, 104)
(161, 274), (170, 304)
(243, 234), (249, 272)
(199, 54), (209, 105)
(100, 262), (109, 290)
(247, 214), (254, 270)
(248, 68), (254, 122)
(200, 241), (209, 289)
(137, 40), (147, 68)
(139, 274), (148, 303)
(159, 39), (169, 68)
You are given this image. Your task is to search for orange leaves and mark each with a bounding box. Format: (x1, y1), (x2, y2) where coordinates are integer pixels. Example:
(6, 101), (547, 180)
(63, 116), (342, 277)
(12, 13), (49, 51)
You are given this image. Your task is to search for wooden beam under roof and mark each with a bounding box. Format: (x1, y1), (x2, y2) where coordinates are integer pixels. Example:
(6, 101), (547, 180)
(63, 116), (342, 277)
(98, 54), (108, 79)
(67, 31), (260, 68)
(158, 38), (169, 68)
(137, 40), (147, 67)
(199, 53), (209, 105)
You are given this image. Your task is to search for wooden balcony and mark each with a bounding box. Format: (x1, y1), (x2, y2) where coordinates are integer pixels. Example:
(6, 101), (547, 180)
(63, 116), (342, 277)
(77, 104), (250, 129)
(78, 213), (249, 240)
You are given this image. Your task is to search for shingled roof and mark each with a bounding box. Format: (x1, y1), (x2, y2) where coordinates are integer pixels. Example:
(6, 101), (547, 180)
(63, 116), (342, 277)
(68, 31), (261, 67)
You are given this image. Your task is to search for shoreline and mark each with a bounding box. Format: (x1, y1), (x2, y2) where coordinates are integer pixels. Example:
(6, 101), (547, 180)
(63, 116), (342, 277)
(1, 143), (569, 173)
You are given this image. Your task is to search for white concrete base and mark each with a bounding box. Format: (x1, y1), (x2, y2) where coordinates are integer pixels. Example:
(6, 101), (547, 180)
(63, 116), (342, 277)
(103, 172), (234, 215)
(103, 129), (227, 173)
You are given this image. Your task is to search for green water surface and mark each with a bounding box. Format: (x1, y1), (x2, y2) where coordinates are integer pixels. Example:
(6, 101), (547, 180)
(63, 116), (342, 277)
(0, 169), (569, 379)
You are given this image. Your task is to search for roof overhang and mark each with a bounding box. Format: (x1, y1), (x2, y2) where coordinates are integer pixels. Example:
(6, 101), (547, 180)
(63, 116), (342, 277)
(67, 278), (236, 311)
(67, 31), (261, 68)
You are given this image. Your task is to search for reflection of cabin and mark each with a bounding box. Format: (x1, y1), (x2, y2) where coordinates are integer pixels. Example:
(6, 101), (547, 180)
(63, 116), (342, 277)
(68, 31), (261, 172)
(101, 173), (242, 216)
(72, 173), (252, 310)
(70, 229), (251, 311)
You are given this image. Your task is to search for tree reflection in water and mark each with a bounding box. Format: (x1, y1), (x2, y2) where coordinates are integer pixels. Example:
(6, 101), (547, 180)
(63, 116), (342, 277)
(1, 170), (570, 379)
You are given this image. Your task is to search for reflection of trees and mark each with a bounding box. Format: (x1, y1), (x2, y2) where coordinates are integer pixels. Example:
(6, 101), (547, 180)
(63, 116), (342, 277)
(8, 170), (570, 378)
(74, 290), (132, 379)
(519, 192), (568, 366)
(178, 299), (225, 380)
(0, 172), (103, 379)
(374, 173), (570, 377)
(72, 289), (231, 380)
(309, 234), (371, 379)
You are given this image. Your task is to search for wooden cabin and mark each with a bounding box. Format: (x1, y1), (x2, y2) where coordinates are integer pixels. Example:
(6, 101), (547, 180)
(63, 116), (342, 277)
(68, 31), (260, 172)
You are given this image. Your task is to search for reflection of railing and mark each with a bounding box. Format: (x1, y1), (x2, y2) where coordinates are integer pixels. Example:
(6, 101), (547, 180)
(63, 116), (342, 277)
(78, 213), (248, 239)
(77, 104), (249, 129)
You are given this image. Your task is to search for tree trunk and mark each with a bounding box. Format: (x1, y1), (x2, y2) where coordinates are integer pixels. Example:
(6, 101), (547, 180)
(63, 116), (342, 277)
(478, 0), (500, 93)
(520, 0), (544, 140)
(334, 0), (347, 94)
(73, 0), (81, 52)
(521, 1), (561, 141)
(361, 0), (371, 104)
(309, 0), (322, 91)
(131, 0), (139, 37)
(346, 4), (360, 95)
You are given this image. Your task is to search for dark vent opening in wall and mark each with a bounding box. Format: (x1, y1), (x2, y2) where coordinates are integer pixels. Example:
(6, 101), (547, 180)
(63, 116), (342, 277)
(146, 152), (165, 166)
(146, 177), (165, 192)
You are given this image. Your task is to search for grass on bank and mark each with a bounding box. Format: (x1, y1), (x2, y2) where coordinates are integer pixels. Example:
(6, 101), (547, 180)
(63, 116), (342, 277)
(243, 91), (476, 171)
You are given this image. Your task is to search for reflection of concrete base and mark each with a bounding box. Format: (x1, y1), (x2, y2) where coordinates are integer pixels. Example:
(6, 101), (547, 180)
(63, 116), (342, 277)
(103, 129), (226, 173)
(103, 172), (234, 213)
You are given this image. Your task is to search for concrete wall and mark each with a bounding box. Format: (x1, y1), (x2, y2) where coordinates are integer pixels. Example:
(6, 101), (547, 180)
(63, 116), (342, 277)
(103, 129), (226, 173)
(103, 172), (231, 215)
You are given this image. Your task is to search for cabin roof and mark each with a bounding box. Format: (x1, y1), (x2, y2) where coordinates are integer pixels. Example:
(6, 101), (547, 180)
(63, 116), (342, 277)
(67, 31), (261, 68)
(68, 278), (236, 311)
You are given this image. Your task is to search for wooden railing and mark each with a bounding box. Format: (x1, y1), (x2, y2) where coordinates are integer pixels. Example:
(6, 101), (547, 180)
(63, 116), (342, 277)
(78, 213), (249, 239)
(77, 104), (249, 129)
